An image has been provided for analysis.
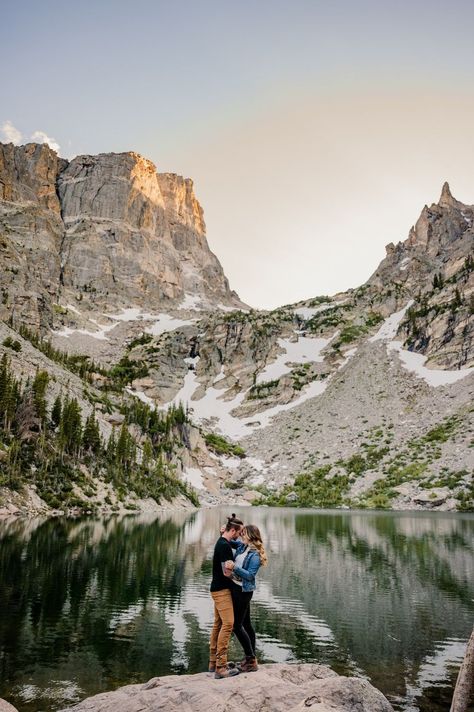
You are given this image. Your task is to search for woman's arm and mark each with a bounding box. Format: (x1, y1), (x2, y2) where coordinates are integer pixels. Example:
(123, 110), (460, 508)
(233, 552), (261, 583)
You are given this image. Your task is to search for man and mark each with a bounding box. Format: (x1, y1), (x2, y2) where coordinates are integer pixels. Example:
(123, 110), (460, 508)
(209, 513), (243, 679)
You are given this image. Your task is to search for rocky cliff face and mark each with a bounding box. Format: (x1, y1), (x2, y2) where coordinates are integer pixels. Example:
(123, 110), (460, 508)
(367, 182), (473, 368)
(0, 142), (241, 330)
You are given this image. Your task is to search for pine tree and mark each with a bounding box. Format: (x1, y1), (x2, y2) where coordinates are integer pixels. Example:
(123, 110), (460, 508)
(0, 354), (10, 429)
(82, 411), (102, 454)
(142, 438), (154, 470)
(116, 423), (131, 467)
(32, 370), (49, 427)
(60, 397), (83, 455)
(51, 395), (62, 428)
(106, 428), (116, 462)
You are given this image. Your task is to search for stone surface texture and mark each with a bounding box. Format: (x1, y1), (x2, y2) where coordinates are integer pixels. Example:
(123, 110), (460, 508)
(0, 142), (242, 329)
(59, 663), (394, 712)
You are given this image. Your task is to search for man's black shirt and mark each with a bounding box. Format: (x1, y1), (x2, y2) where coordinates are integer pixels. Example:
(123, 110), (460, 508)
(210, 536), (237, 592)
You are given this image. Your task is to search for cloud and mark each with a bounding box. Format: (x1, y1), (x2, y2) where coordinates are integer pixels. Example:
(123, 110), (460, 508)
(1, 120), (22, 145)
(31, 130), (61, 154)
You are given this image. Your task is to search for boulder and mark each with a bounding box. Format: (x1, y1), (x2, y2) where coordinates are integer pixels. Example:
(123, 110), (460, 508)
(60, 663), (393, 712)
(413, 488), (449, 507)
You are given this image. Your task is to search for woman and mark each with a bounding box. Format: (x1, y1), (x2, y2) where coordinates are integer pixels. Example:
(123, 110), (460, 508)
(225, 524), (267, 673)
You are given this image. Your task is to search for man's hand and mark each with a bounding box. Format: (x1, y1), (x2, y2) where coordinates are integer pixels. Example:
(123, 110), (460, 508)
(225, 560), (235, 571)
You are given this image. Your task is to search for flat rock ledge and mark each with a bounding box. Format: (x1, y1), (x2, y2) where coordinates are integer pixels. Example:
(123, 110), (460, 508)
(51, 663), (394, 712)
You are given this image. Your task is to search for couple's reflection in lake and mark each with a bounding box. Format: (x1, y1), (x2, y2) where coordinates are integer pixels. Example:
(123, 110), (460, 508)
(0, 507), (473, 712)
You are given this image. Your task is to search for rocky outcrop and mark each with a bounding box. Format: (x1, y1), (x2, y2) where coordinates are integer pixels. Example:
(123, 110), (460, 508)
(367, 182), (473, 368)
(0, 142), (66, 211)
(59, 664), (394, 712)
(0, 142), (243, 330)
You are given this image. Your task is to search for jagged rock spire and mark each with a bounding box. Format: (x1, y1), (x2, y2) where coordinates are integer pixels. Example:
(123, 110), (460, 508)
(438, 181), (458, 209)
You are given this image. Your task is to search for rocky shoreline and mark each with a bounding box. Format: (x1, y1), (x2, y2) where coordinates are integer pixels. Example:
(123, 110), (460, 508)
(28, 663), (398, 712)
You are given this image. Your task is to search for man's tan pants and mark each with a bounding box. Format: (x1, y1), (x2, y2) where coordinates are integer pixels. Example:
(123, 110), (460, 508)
(209, 589), (234, 667)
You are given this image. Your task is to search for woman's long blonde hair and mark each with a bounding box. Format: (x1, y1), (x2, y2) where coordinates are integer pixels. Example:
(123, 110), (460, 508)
(243, 524), (268, 566)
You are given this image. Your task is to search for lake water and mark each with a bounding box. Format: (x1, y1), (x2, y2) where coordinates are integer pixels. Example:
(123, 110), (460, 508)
(0, 508), (473, 712)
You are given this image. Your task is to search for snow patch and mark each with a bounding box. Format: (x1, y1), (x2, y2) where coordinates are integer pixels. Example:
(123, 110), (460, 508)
(146, 314), (196, 336)
(388, 342), (474, 386)
(399, 257), (410, 271)
(125, 387), (155, 407)
(182, 467), (205, 490)
(294, 301), (347, 321)
(52, 322), (117, 341)
(213, 366), (226, 384)
(179, 293), (204, 311)
(369, 301), (414, 342)
(105, 307), (155, 322)
(256, 336), (330, 384)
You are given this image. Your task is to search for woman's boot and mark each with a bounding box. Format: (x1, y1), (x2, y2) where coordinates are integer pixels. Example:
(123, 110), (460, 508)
(239, 656), (258, 672)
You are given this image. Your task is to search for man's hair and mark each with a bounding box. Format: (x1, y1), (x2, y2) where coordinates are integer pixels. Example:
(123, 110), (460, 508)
(225, 513), (243, 531)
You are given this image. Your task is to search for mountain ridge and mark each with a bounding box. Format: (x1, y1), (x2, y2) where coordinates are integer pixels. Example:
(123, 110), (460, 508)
(0, 140), (473, 514)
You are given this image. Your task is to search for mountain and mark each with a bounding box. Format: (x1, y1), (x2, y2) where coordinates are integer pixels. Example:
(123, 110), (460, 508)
(0, 141), (472, 514)
(0, 142), (244, 332)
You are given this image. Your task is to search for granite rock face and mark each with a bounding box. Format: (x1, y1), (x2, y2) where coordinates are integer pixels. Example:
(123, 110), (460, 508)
(59, 663), (394, 712)
(367, 182), (474, 368)
(0, 142), (242, 329)
(0, 142), (66, 211)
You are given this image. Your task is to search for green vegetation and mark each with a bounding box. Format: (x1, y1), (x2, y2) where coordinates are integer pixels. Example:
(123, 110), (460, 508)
(128, 332), (153, 349)
(248, 379), (280, 399)
(291, 363), (320, 391)
(108, 355), (149, 388)
(2, 337), (21, 352)
(306, 304), (352, 333)
(331, 311), (383, 350)
(257, 465), (350, 508)
(204, 432), (245, 458)
(0, 354), (198, 511)
(17, 325), (150, 392)
(256, 411), (471, 511)
(421, 415), (461, 444)
(18, 325), (109, 383)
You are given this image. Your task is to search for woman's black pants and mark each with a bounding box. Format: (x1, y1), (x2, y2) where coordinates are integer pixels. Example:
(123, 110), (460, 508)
(231, 588), (255, 657)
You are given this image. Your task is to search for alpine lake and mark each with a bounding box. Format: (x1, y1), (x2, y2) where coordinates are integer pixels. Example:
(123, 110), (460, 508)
(0, 507), (473, 712)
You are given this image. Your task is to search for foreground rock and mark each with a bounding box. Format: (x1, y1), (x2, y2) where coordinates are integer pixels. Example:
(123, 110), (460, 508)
(0, 700), (18, 712)
(59, 663), (393, 712)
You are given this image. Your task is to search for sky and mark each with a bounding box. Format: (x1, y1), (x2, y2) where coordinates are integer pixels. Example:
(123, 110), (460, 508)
(2, 0), (474, 309)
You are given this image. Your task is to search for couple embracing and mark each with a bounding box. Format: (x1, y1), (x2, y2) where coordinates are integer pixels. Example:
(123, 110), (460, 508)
(209, 513), (267, 679)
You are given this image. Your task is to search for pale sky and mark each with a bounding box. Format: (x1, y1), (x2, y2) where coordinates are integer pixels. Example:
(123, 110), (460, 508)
(2, 0), (474, 308)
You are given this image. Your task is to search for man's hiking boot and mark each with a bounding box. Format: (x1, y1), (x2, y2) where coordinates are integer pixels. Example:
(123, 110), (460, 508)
(214, 665), (240, 679)
(239, 656), (258, 673)
(209, 661), (236, 673)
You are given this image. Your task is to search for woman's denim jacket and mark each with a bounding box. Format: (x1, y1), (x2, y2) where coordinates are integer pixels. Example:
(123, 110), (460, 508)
(230, 542), (261, 592)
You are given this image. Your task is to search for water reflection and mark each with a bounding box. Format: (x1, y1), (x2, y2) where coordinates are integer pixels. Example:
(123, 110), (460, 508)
(0, 508), (472, 712)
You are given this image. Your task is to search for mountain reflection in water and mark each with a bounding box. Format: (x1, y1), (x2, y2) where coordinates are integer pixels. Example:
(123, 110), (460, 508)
(0, 508), (473, 712)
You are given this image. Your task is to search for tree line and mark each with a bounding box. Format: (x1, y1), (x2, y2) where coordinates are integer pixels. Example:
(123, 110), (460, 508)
(0, 354), (197, 510)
